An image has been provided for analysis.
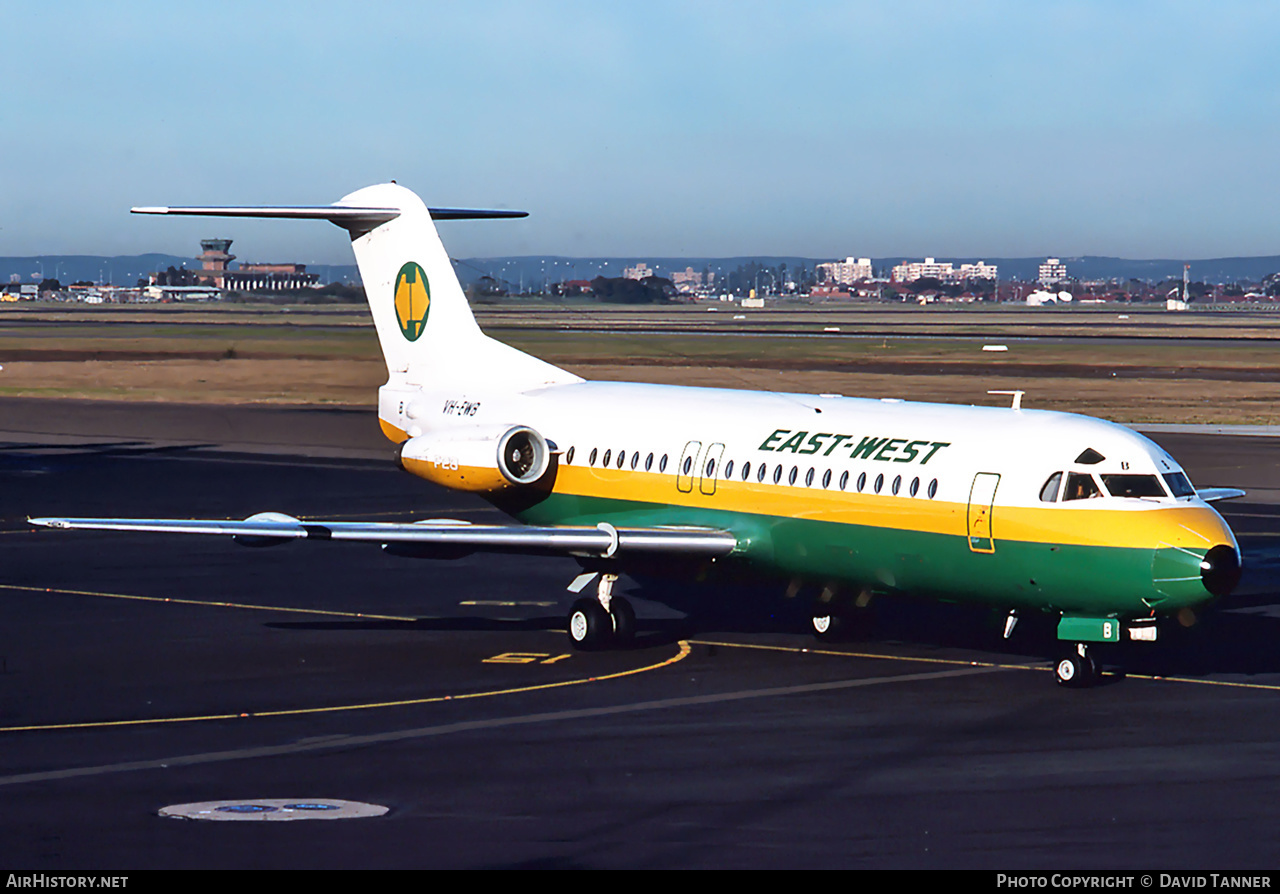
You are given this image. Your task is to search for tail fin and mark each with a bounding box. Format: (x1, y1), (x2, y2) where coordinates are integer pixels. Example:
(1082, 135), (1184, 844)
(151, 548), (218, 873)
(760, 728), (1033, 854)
(132, 183), (581, 392)
(334, 183), (577, 389)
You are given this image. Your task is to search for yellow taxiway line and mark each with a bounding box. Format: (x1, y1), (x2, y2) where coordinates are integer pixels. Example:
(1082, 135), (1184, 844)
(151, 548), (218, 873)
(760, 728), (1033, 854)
(691, 638), (1280, 692)
(0, 582), (417, 622)
(4, 583), (1279, 735)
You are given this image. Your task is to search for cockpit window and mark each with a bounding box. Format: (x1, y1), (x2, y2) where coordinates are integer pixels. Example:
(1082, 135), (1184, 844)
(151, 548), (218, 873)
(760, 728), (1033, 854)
(1101, 474), (1167, 498)
(1163, 471), (1196, 498)
(1063, 472), (1102, 501)
(1075, 448), (1106, 465)
(1039, 472), (1063, 503)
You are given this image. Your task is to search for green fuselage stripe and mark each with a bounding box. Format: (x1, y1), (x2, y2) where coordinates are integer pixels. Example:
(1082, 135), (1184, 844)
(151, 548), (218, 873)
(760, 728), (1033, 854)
(513, 492), (1213, 617)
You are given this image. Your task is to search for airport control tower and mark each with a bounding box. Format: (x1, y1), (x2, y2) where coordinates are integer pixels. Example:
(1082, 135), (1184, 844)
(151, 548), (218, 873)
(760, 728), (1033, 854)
(197, 239), (235, 289)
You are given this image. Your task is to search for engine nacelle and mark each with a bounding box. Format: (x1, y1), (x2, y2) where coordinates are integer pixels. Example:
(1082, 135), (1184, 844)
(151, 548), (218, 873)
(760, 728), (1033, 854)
(397, 425), (553, 492)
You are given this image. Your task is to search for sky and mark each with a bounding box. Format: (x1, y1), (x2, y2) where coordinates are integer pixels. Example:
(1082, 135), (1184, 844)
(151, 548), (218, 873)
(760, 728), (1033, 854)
(2, 1), (1279, 264)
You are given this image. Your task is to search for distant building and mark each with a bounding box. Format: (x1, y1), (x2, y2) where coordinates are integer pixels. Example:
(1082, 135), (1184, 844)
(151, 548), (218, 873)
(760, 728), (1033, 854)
(1026, 289), (1073, 306)
(1039, 258), (1068, 285)
(144, 285), (222, 301)
(670, 266), (714, 294)
(957, 262), (998, 280)
(223, 262), (320, 292)
(554, 279), (594, 297)
(623, 262), (653, 281)
(817, 257), (873, 285)
(197, 239), (235, 289)
(891, 258), (998, 283)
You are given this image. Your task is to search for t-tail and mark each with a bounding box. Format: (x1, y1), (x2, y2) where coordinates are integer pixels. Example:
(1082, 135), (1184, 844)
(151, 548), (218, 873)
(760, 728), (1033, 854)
(132, 182), (581, 441)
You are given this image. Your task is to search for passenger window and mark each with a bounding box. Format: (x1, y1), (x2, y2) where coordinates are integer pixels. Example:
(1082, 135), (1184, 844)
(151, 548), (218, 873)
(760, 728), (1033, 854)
(788, 466), (798, 486)
(1063, 472), (1102, 501)
(660, 454), (668, 473)
(645, 452), (654, 471)
(631, 452), (639, 470)
(706, 458), (716, 477)
(773, 465), (783, 484)
(805, 468), (815, 487)
(589, 448), (598, 466)
(603, 449), (612, 467)
(725, 460), (734, 480)
(565, 446), (575, 465)
(857, 472), (866, 493)
(742, 462), (752, 481)
(910, 477), (919, 497)
(822, 469), (832, 489)
(1039, 472), (1063, 503)
(681, 455), (692, 475)
(839, 470), (848, 491)
(617, 451), (625, 469)
(928, 478), (938, 499)
(874, 473), (884, 494)
(892, 475), (901, 495)
(757, 464), (767, 483)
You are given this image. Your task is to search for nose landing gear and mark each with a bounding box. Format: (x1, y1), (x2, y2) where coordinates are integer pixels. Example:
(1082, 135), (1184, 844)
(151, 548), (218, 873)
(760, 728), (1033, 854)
(1054, 643), (1101, 688)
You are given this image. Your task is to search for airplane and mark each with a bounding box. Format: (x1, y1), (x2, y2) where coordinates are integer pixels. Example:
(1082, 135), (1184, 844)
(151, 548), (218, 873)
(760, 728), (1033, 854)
(30, 182), (1246, 688)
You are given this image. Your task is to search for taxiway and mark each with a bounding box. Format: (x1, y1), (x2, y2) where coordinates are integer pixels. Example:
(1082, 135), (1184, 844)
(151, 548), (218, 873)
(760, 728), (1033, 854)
(2, 403), (1280, 868)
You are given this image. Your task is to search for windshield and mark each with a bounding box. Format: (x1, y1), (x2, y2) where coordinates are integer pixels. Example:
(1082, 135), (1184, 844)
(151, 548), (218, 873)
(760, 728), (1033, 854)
(1101, 474), (1167, 498)
(1163, 471), (1196, 497)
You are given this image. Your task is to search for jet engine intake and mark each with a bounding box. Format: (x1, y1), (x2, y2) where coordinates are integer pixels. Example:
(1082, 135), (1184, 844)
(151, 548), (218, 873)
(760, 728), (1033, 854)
(398, 424), (552, 492)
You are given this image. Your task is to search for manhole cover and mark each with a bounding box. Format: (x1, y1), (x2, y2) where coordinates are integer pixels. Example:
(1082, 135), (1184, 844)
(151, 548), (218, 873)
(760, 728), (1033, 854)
(159, 799), (387, 821)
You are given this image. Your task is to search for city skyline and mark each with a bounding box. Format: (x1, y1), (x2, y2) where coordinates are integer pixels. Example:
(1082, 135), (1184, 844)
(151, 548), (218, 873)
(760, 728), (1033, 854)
(2, 2), (1278, 263)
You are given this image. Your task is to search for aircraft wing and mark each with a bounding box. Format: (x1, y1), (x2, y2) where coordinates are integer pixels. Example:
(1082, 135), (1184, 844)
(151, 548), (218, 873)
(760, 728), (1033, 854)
(28, 513), (738, 559)
(1197, 487), (1247, 503)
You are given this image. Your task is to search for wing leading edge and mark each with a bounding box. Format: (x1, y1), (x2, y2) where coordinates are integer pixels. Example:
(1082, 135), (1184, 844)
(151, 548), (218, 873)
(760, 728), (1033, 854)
(28, 514), (738, 560)
(1196, 487), (1246, 503)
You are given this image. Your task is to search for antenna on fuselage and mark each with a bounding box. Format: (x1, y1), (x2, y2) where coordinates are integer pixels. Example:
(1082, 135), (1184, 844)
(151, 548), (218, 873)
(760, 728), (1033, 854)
(988, 389), (1025, 410)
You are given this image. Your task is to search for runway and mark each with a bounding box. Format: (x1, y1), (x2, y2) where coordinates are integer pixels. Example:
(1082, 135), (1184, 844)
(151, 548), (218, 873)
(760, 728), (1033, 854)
(3, 406), (1280, 868)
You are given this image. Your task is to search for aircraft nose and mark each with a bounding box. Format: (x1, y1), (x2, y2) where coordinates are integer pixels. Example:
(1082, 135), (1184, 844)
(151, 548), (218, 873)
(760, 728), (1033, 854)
(1200, 544), (1241, 598)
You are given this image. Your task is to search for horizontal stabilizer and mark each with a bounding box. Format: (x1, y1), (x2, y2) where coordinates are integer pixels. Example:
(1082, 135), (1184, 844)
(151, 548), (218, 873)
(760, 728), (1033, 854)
(130, 205), (525, 233)
(29, 515), (738, 559)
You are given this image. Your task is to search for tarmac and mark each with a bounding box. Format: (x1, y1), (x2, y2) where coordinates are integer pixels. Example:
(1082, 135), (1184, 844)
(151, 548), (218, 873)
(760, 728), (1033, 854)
(3, 397), (1280, 868)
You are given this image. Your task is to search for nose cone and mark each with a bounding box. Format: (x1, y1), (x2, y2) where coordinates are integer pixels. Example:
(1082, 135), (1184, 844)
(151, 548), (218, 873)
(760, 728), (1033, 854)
(1151, 504), (1241, 605)
(1200, 543), (1242, 598)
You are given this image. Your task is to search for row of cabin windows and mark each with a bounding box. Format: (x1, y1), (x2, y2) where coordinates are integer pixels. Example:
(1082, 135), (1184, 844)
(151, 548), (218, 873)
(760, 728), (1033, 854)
(718, 456), (938, 498)
(562, 446), (938, 499)
(564, 446), (669, 473)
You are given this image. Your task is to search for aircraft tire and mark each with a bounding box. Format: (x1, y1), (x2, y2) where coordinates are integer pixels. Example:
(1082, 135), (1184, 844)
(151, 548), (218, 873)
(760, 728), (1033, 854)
(811, 611), (842, 641)
(1054, 651), (1099, 688)
(609, 596), (636, 646)
(568, 598), (613, 651)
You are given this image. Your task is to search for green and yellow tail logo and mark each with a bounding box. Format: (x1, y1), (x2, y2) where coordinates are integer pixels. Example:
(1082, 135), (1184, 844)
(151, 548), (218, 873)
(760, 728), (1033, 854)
(394, 262), (430, 342)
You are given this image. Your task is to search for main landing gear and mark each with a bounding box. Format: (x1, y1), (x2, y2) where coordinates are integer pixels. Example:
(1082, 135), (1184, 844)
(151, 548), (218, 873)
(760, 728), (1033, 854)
(566, 572), (635, 650)
(1054, 643), (1101, 688)
(811, 605), (854, 642)
(809, 586), (872, 643)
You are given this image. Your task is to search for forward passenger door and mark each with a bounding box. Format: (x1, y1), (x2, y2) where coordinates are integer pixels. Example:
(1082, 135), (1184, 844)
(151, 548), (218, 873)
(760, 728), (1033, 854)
(967, 472), (1000, 553)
